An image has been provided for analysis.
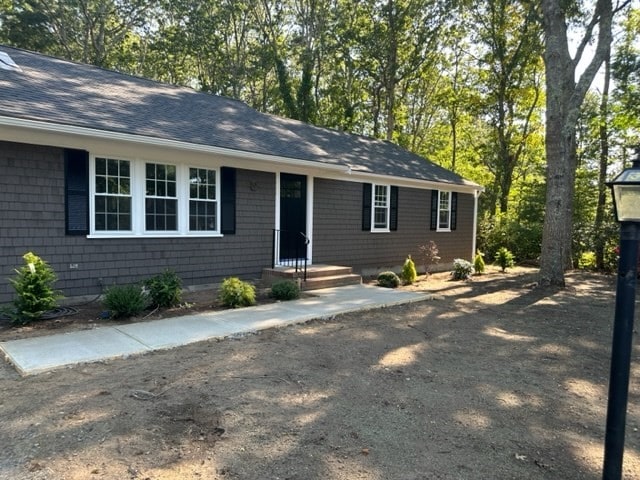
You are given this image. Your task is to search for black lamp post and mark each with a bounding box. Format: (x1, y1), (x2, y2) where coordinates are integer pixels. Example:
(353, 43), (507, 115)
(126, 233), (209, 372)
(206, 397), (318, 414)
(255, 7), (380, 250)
(602, 146), (640, 480)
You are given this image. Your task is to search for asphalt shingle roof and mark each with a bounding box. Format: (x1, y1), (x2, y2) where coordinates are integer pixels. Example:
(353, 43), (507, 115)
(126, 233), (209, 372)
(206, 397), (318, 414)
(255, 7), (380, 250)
(0, 45), (477, 188)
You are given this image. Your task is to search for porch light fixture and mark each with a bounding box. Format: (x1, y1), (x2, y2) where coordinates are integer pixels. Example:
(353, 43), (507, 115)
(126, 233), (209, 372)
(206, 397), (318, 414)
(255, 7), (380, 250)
(602, 146), (640, 479)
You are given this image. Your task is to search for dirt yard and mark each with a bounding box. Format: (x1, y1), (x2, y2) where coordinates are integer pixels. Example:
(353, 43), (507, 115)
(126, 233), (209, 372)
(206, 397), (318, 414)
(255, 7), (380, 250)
(0, 267), (639, 479)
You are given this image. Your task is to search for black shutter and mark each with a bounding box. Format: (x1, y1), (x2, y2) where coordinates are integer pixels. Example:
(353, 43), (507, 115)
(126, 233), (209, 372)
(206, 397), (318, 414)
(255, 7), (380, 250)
(65, 149), (89, 235)
(362, 183), (372, 231)
(430, 190), (438, 230)
(390, 186), (398, 231)
(220, 167), (236, 234)
(451, 192), (458, 231)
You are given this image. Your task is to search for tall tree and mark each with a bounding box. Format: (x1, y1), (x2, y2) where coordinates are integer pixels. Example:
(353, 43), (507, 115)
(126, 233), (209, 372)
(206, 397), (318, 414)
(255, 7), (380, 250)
(473, 0), (544, 215)
(539, 0), (620, 287)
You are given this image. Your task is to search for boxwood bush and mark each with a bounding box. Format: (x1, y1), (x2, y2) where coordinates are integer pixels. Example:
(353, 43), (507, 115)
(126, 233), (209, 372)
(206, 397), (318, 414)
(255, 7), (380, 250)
(377, 271), (401, 288)
(270, 279), (300, 301)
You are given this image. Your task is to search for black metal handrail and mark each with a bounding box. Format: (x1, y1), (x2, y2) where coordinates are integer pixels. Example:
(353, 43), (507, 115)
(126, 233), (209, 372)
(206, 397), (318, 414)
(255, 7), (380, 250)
(272, 229), (309, 281)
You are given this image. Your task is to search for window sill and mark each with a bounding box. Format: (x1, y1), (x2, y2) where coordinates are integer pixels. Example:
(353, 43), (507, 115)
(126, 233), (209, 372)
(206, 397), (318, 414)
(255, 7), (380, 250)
(87, 233), (224, 239)
(370, 229), (391, 233)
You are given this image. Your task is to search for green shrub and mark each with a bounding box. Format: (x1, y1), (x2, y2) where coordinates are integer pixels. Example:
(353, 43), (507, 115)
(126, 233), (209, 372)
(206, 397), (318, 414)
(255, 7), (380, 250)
(452, 259), (474, 280)
(270, 279), (301, 301)
(495, 247), (515, 272)
(473, 251), (486, 275)
(145, 269), (182, 308)
(401, 255), (417, 285)
(8, 252), (61, 325)
(578, 251), (597, 270)
(219, 277), (256, 308)
(103, 284), (148, 319)
(377, 271), (401, 288)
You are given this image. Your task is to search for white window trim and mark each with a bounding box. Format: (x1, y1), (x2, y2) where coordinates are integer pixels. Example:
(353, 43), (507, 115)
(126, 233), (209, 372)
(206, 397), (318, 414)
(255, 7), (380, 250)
(437, 190), (452, 232)
(88, 155), (223, 238)
(371, 183), (391, 233)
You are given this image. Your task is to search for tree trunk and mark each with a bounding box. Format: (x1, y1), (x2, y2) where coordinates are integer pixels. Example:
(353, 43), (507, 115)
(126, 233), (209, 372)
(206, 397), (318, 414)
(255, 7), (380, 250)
(595, 57), (611, 270)
(539, 0), (613, 287)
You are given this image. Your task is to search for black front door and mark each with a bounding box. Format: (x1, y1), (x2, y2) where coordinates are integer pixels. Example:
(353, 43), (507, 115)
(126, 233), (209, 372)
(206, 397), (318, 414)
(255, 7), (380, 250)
(280, 173), (307, 260)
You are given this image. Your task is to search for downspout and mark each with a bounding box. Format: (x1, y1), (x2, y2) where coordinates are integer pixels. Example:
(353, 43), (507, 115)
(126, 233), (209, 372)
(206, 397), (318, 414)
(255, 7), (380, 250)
(472, 188), (481, 260)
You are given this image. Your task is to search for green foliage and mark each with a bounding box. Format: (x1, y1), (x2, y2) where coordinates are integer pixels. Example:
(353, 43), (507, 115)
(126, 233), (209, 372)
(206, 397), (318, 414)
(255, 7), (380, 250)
(451, 259), (474, 280)
(377, 271), (401, 289)
(473, 251), (486, 275)
(8, 252), (61, 325)
(494, 247), (515, 272)
(578, 251), (597, 271)
(418, 240), (440, 274)
(270, 280), (301, 301)
(219, 277), (256, 308)
(145, 269), (182, 308)
(401, 255), (417, 285)
(103, 284), (148, 319)
(478, 203), (543, 263)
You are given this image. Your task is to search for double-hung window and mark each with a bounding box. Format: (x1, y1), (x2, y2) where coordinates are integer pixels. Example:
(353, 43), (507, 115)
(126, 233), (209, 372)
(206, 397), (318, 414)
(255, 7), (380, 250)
(145, 163), (177, 231)
(94, 157), (132, 231)
(373, 184), (391, 231)
(91, 156), (221, 236)
(189, 168), (217, 231)
(438, 191), (451, 230)
(430, 189), (457, 232)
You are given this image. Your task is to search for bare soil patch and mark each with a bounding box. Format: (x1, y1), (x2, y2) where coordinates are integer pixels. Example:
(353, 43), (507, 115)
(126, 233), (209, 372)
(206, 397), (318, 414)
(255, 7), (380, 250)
(1, 267), (639, 479)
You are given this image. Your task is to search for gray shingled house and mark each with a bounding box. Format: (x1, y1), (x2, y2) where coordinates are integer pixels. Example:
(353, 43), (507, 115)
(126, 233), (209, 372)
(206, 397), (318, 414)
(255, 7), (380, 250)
(0, 45), (482, 303)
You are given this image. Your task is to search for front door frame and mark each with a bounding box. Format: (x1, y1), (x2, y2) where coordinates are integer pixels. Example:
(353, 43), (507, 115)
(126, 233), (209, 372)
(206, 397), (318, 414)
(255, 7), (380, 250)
(275, 172), (313, 266)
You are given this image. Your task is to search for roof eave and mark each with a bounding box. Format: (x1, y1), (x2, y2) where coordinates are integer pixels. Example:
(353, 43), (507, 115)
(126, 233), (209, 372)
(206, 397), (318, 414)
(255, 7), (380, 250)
(0, 115), (483, 193)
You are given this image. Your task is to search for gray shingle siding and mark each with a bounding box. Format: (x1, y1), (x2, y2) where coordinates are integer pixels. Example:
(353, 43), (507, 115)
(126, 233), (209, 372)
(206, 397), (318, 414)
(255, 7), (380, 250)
(312, 178), (474, 274)
(0, 140), (275, 304)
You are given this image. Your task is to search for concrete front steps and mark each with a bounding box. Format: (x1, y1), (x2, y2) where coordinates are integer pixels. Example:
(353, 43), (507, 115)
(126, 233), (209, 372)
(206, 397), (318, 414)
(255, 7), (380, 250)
(262, 264), (362, 291)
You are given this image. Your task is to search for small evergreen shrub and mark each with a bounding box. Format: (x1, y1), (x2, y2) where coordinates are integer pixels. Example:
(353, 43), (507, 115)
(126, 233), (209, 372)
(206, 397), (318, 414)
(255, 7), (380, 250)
(495, 247), (515, 272)
(578, 251), (597, 271)
(270, 279), (301, 301)
(451, 259), (474, 280)
(377, 271), (401, 288)
(9, 252), (61, 325)
(219, 277), (256, 308)
(103, 284), (148, 319)
(145, 269), (182, 308)
(473, 251), (486, 275)
(401, 255), (417, 285)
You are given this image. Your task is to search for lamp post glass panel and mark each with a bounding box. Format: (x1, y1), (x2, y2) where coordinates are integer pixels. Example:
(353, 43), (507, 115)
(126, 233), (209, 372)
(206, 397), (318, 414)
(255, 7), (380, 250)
(602, 148), (640, 480)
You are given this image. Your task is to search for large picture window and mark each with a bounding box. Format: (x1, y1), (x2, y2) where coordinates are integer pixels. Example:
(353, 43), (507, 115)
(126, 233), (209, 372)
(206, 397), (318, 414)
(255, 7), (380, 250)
(91, 156), (221, 237)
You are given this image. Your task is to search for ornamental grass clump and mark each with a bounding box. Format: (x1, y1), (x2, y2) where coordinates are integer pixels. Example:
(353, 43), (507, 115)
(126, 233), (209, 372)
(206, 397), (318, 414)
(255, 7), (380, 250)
(219, 277), (256, 308)
(8, 252), (62, 325)
(103, 284), (148, 319)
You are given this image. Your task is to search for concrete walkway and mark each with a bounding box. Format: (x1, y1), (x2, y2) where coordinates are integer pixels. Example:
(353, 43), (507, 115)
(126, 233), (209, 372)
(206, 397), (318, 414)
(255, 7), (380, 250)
(0, 284), (431, 376)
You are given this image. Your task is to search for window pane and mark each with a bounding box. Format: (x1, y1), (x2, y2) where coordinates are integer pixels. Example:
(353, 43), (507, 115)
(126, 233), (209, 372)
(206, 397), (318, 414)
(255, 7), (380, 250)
(96, 176), (106, 193)
(119, 161), (129, 177)
(107, 159), (119, 176)
(167, 181), (176, 197)
(96, 158), (106, 175)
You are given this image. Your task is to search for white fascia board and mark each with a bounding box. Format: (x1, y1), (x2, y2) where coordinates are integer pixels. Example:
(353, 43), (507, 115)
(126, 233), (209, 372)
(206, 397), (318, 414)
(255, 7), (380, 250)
(0, 116), (349, 175)
(0, 116), (484, 194)
(329, 169), (484, 195)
